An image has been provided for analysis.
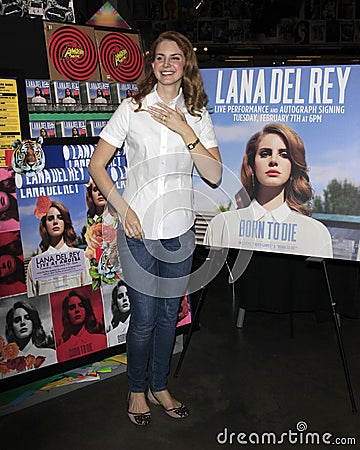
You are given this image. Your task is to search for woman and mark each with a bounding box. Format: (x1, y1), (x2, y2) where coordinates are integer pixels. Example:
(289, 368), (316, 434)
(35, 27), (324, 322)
(62, 88), (76, 104)
(56, 290), (106, 361)
(5, 300), (57, 367)
(85, 179), (121, 287)
(204, 123), (333, 258)
(0, 232), (26, 297)
(88, 30), (222, 425)
(31, 86), (46, 104)
(86, 179), (107, 219)
(40, 128), (48, 138)
(71, 127), (79, 137)
(94, 88), (107, 104)
(106, 279), (131, 346)
(26, 198), (91, 297)
(0, 253), (25, 285)
(0, 171), (19, 224)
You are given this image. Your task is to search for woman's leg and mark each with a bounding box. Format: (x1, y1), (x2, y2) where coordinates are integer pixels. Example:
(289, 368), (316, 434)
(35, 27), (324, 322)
(148, 229), (195, 392)
(117, 228), (159, 393)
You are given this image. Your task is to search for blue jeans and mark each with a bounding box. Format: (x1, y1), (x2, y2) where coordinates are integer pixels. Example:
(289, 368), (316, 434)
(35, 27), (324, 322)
(117, 227), (195, 392)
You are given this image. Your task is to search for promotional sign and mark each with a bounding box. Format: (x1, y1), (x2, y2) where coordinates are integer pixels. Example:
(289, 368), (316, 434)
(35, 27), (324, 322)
(44, 22), (100, 81)
(95, 30), (144, 83)
(0, 77), (21, 158)
(199, 65), (360, 261)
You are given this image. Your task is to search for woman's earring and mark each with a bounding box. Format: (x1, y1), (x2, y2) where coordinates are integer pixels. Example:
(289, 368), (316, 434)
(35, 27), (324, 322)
(252, 173), (255, 191)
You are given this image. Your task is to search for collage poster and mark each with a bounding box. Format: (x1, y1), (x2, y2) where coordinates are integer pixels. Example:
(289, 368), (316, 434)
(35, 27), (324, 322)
(1, 141), (192, 379)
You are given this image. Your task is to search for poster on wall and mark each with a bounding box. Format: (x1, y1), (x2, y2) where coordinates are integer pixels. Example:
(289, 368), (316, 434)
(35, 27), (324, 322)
(50, 284), (107, 363)
(0, 76), (22, 164)
(0, 293), (57, 379)
(95, 29), (144, 84)
(0, 230), (26, 298)
(198, 64), (360, 261)
(43, 21), (101, 82)
(0, 168), (19, 232)
(101, 281), (192, 349)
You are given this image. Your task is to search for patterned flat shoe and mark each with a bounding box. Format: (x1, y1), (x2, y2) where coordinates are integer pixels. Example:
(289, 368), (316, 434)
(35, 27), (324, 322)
(127, 392), (151, 426)
(147, 388), (190, 419)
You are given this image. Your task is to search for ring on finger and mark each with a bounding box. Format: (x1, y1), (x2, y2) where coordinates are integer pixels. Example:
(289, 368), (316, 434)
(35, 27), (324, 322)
(162, 115), (166, 121)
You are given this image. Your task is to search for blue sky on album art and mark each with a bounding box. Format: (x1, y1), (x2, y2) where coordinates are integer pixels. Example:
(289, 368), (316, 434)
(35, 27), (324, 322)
(195, 65), (360, 213)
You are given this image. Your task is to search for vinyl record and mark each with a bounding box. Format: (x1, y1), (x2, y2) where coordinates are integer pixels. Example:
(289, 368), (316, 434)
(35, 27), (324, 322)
(48, 26), (99, 81)
(98, 32), (144, 82)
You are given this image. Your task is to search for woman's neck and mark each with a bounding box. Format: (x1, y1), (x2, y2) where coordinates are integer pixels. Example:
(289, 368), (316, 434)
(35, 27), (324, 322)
(17, 336), (31, 351)
(256, 186), (285, 211)
(50, 236), (65, 250)
(156, 83), (181, 104)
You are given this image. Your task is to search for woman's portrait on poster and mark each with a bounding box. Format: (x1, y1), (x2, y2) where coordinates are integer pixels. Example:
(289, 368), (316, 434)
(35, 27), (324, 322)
(26, 197), (91, 297)
(0, 231), (26, 298)
(106, 279), (131, 346)
(4, 299), (57, 370)
(0, 169), (19, 230)
(204, 123), (333, 258)
(55, 289), (107, 362)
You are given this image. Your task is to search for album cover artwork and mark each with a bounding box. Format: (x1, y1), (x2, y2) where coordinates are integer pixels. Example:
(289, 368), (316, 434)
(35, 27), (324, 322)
(25, 79), (52, 105)
(52, 81), (81, 105)
(80, 81), (112, 105)
(110, 82), (138, 104)
(30, 121), (56, 138)
(44, 21), (100, 81)
(95, 29), (144, 84)
(56, 120), (87, 138)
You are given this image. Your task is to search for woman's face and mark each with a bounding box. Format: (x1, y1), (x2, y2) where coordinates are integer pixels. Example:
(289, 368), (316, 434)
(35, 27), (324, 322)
(40, 128), (47, 137)
(0, 191), (10, 213)
(0, 254), (16, 278)
(116, 285), (130, 313)
(152, 39), (185, 89)
(254, 133), (292, 189)
(35, 87), (41, 95)
(45, 206), (65, 238)
(91, 184), (106, 209)
(13, 307), (33, 340)
(67, 295), (86, 326)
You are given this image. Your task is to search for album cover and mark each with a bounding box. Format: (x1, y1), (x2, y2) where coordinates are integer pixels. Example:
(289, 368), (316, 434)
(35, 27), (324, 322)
(95, 29), (144, 84)
(52, 80), (81, 105)
(25, 79), (52, 105)
(30, 121), (56, 138)
(110, 82), (138, 104)
(44, 21), (100, 81)
(80, 81), (112, 105)
(56, 120), (87, 138)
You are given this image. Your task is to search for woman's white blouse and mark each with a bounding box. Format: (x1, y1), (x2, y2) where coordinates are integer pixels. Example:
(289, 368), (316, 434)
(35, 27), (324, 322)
(99, 86), (218, 240)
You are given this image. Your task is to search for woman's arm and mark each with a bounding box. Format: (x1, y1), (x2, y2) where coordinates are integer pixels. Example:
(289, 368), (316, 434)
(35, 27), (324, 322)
(148, 103), (222, 186)
(88, 139), (144, 239)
